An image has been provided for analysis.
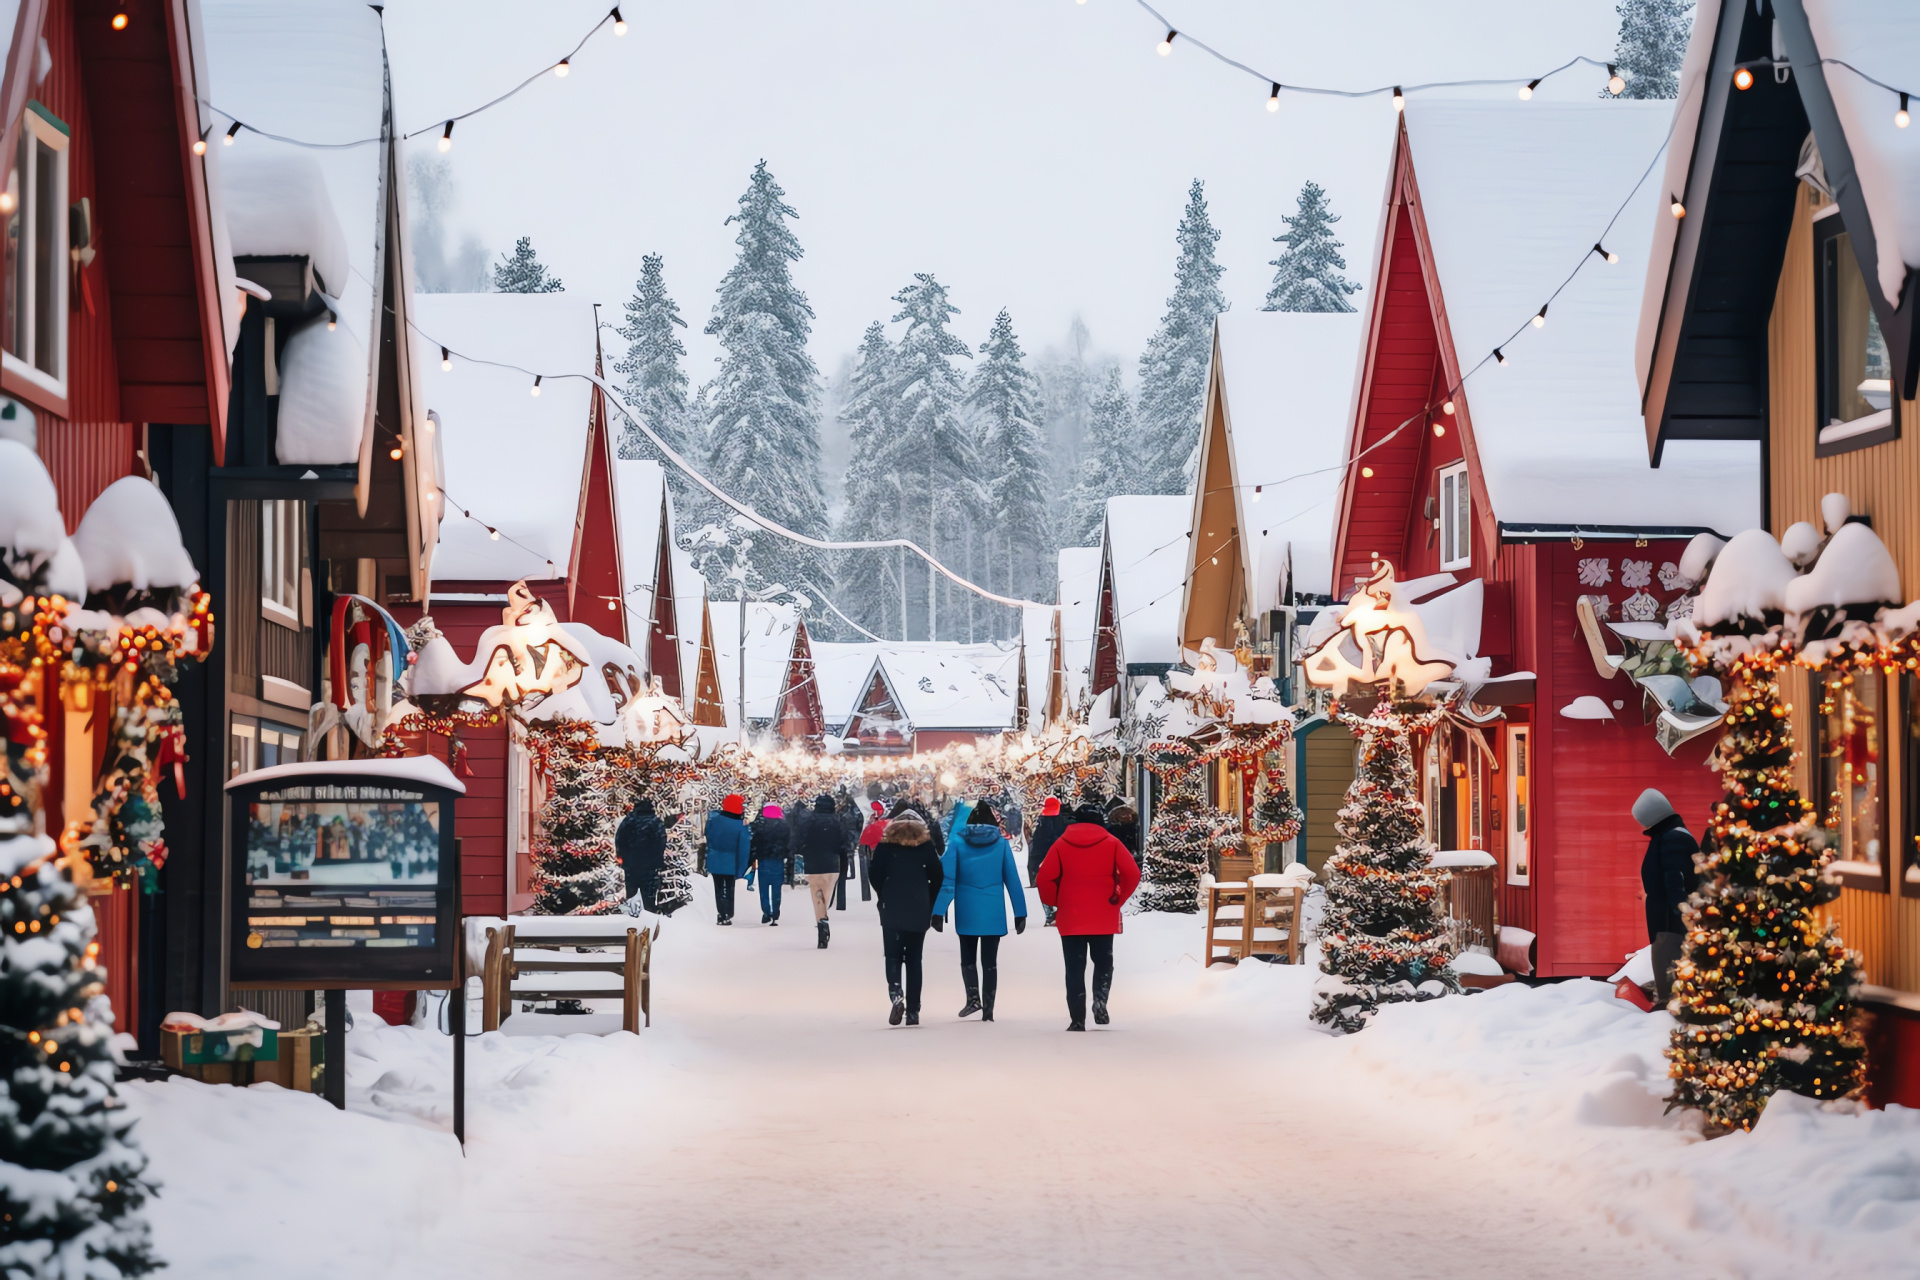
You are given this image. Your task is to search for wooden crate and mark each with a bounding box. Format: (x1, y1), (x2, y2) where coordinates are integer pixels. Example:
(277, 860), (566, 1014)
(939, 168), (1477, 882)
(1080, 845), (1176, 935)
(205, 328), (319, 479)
(159, 1026), (322, 1092)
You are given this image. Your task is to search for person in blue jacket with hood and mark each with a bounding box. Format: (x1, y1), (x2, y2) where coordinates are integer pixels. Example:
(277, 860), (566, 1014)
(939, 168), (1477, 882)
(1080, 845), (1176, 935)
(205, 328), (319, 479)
(703, 794), (752, 926)
(933, 800), (1028, 1021)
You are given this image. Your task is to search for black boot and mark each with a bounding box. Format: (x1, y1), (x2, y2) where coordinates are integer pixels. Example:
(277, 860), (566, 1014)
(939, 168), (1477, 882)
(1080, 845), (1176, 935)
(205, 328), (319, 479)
(1093, 973), (1112, 1026)
(1067, 993), (1086, 1032)
(889, 984), (906, 1026)
(957, 962), (982, 1018)
(817, 919), (830, 949)
(905, 1010), (920, 1026)
(981, 968), (997, 1022)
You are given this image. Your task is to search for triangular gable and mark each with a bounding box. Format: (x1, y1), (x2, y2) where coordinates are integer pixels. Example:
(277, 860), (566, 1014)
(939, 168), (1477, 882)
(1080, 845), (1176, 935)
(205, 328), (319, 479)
(648, 504), (681, 698)
(1090, 543), (1119, 696)
(842, 659), (910, 752)
(690, 591), (726, 727)
(774, 614), (826, 745)
(569, 347), (625, 639)
(1181, 327), (1240, 648)
(1046, 605), (1065, 725)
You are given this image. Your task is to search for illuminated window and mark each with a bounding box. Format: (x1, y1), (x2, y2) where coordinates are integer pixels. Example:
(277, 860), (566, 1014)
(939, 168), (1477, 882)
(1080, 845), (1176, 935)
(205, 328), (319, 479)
(1505, 725), (1530, 886)
(1438, 462), (1470, 571)
(261, 500), (303, 627)
(1815, 669), (1884, 871)
(1815, 210), (1898, 452)
(2, 105), (69, 394)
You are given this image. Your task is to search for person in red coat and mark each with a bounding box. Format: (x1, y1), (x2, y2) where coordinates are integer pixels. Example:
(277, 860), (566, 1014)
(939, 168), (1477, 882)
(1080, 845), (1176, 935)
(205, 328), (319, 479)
(1035, 803), (1142, 1031)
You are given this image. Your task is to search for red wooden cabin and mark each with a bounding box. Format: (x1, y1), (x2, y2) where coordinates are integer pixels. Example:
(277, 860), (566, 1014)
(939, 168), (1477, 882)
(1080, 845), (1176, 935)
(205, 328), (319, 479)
(1331, 102), (1763, 976)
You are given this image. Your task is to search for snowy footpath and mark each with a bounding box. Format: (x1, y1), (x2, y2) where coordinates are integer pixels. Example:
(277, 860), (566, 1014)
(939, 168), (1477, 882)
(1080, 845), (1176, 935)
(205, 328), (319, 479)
(126, 895), (1920, 1279)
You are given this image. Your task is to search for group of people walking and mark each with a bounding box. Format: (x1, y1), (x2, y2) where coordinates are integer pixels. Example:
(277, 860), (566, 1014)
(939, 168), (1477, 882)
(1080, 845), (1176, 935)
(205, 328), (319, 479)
(622, 786), (1142, 1032)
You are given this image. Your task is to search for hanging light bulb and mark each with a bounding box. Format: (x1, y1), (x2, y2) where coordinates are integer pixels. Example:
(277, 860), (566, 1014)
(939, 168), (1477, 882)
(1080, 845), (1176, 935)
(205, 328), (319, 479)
(389, 443), (404, 461)
(1432, 422), (1446, 437)
(611, 5), (627, 34)
(531, 375), (543, 397)
(1593, 241), (1619, 264)
(111, 13), (129, 31)
(1607, 63), (1625, 95)
(1899, 93), (1912, 128)
(1267, 82), (1281, 112)
(326, 314), (337, 331)
(192, 128), (208, 156)
(1251, 484), (1263, 502)
(1494, 346), (1508, 366)
(1733, 66), (1754, 91)
(1391, 86), (1405, 112)
(223, 120), (241, 145)
(1670, 193), (1686, 218)
(555, 58), (570, 77)
(440, 346), (452, 371)
(1361, 466), (1375, 478)
(1532, 304), (1548, 328)
(1157, 29), (1175, 55)
(489, 527), (500, 540)
(439, 120), (454, 152)
(1442, 399), (1455, 415)
(1518, 78), (1540, 100)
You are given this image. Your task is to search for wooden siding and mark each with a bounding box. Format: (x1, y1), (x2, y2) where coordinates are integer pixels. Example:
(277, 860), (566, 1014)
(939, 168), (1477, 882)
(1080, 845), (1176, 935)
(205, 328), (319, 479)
(1828, 887), (1895, 987)
(1300, 723), (1355, 875)
(37, 420), (136, 531)
(259, 615), (305, 689)
(1490, 543), (1539, 935)
(1181, 362), (1239, 647)
(226, 499), (258, 695)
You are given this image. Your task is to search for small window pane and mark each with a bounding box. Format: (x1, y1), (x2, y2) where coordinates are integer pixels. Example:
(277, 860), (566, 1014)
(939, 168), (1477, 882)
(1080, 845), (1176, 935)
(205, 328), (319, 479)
(1817, 670), (1883, 865)
(1821, 227), (1892, 426)
(30, 138), (54, 376)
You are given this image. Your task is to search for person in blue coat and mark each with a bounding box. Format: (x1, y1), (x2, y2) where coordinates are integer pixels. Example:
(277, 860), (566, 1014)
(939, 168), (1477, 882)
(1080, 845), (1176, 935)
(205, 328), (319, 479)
(703, 794), (752, 926)
(933, 801), (1029, 1021)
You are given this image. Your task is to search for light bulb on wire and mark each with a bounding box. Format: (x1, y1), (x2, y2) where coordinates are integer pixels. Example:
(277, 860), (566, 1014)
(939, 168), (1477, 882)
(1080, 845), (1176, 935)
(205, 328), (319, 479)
(489, 528), (500, 541)
(1531, 304), (1548, 328)
(1518, 78), (1540, 100)
(1361, 466), (1375, 478)
(1391, 86), (1405, 112)
(223, 120), (241, 145)
(1494, 346), (1509, 366)
(1733, 66), (1754, 91)
(1607, 63), (1625, 95)
(1157, 29), (1175, 55)
(1899, 93), (1911, 128)
(389, 444), (403, 461)
(554, 58), (570, 77)
(1670, 193), (1686, 218)
(1267, 83), (1281, 112)
(1442, 399), (1455, 415)
(1251, 484), (1263, 502)
(1432, 422), (1446, 437)
(531, 375), (543, 397)
(192, 129), (208, 156)
(1593, 241), (1618, 264)
(440, 346), (452, 372)
(611, 6), (627, 34)
(111, 12), (128, 30)
(439, 121), (454, 152)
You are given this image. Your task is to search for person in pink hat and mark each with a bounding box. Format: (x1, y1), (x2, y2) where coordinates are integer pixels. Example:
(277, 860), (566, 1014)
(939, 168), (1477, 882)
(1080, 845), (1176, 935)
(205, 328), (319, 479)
(749, 803), (791, 924)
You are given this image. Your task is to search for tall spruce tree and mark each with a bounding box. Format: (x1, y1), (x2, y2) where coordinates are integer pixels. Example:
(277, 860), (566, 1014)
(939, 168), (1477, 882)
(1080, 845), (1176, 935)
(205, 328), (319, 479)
(1066, 368), (1136, 548)
(967, 310), (1053, 606)
(1263, 181), (1361, 313)
(492, 235), (564, 293)
(887, 274), (976, 640)
(1136, 180), (1225, 496)
(613, 254), (704, 523)
(702, 161), (830, 593)
(1607, 0), (1692, 99)
(836, 321), (910, 640)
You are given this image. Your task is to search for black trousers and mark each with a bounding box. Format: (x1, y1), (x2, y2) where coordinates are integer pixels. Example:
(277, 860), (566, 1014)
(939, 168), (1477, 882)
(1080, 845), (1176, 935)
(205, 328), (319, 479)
(1061, 934), (1114, 1014)
(958, 934), (1001, 971)
(1652, 930), (1684, 1007)
(712, 874), (737, 920)
(884, 928), (927, 1012)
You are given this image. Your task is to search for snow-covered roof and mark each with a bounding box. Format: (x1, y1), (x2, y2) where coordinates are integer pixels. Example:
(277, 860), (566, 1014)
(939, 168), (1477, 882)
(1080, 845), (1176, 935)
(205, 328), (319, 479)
(71, 477), (199, 594)
(225, 754), (466, 796)
(615, 459), (668, 634)
(1102, 495), (1191, 668)
(670, 541), (707, 715)
(1057, 546), (1103, 705)
(417, 293), (597, 582)
(860, 646), (1016, 732)
(1805, 2), (1920, 305)
(707, 600), (800, 725)
(1405, 101), (1759, 536)
(811, 641), (888, 732)
(1209, 311), (1366, 604)
(203, 1), (386, 466)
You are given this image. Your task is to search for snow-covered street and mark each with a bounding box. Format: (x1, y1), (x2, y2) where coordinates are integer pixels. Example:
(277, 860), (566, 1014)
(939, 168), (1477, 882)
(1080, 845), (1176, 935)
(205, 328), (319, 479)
(120, 894), (1920, 1279)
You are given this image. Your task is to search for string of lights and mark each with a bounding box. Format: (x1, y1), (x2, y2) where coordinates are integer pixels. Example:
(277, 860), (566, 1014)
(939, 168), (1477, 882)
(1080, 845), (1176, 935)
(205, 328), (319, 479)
(193, 6), (627, 154)
(1732, 56), (1920, 127)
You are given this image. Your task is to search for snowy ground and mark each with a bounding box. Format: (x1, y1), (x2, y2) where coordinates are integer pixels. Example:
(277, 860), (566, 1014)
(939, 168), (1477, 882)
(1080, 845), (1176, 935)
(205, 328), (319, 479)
(126, 891), (1920, 1278)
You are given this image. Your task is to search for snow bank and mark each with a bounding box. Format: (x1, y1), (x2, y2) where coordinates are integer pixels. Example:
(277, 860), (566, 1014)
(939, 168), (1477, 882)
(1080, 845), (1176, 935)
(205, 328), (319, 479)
(224, 755), (465, 795)
(273, 316), (369, 466)
(70, 477), (198, 594)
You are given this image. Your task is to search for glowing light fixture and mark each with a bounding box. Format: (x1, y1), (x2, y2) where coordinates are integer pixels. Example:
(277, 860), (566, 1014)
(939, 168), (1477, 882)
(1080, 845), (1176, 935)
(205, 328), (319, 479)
(1593, 241), (1618, 264)
(1733, 66), (1754, 91)
(1670, 194), (1686, 218)
(1607, 64), (1625, 95)
(441, 346), (452, 371)
(1442, 399), (1455, 415)
(439, 121), (454, 152)
(1518, 78), (1540, 100)
(531, 375), (543, 397)
(612, 6), (627, 34)
(111, 13), (128, 31)
(1157, 29), (1175, 55)
(555, 59), (570, 77)
(1900, 93), (1912, 128)
(1494, 346), (1509, 366)
(1361, 466), (1375, 478)
(1432, 422), (1446, 437)
(1391, 86), (1405, 112)
(1267, 83), (1281, 112)
(1531, 304), (1548, 328)
(223, 120), (241, 145)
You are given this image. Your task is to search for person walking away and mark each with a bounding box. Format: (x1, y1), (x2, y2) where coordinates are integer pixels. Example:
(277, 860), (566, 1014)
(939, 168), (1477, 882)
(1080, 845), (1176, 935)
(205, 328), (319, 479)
(1105, 799), (1140, 859)
(835, 792), (863, 909)
(1028, 797), (1071, 924)
(750, 803), (792, 924)
(703, 794), (752, 925)
(1634, 788), (1698, 1007)
(615, 796), (679, 914)
(868, 810), (945, 1026)
(858, 801), (887, 902)
(799, 794), (851, 947)
(1037, 803), (1141, 1031)
(934, 801), (1028, 1021)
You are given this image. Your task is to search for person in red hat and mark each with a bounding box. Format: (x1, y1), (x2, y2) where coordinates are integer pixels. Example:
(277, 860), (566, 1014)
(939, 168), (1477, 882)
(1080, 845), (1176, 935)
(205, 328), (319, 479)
(856, 800), (888, 902)
(703, 794), (752, 925)
(1026, 796), (1070, 924)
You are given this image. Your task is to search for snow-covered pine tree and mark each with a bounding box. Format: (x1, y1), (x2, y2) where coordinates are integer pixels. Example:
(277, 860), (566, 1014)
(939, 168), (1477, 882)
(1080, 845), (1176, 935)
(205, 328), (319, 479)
(1665, 649), (1864, 1132)
(886, 273), (977, 640)
(1065, 367), (1136, 548)
(1606, 0), (1692, 100)
(1263, 181), (1361, 314)
(492, 236), (564, 293)
(835, 321), (911, 640)
(1135, 180), (1226, 496)
(613, 254), (705, 524)
(1311, 704), (1460, 1033)
(528, 727), (630, 915)
(967, 309), (1053, 606)
(702, 161), (830, 594)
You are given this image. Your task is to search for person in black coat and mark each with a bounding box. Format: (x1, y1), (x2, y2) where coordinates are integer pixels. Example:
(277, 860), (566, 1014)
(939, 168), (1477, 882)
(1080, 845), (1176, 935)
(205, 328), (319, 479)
(1633, 788), (1699, 1006)
(749, 804), (792, 925)
(614, 797), (679, 913)
(798, 794), (852, 948)
(1105, 799), (1140, 858)
(1028, 796), (1070, 924)
(868, 812), (945, 1026)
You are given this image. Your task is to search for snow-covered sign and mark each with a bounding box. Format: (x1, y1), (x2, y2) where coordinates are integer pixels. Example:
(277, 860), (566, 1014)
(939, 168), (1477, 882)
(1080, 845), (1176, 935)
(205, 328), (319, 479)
(411, 582), (591, 712)
(1300, 560), (1456, 700)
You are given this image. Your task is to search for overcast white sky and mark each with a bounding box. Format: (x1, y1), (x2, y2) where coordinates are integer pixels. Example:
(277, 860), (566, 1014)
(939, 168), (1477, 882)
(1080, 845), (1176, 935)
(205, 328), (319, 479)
(382, 0), (1626, 380)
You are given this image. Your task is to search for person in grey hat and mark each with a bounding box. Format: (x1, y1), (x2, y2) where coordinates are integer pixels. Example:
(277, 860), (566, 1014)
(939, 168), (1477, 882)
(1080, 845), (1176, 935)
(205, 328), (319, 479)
(1633, 788), (1699, 1007)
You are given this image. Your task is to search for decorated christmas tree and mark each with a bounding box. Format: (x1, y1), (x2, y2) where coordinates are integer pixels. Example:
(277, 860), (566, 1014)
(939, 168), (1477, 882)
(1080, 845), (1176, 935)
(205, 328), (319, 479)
(1309, 705), (1458, 1032)
(1249, 750), (1304, 860)
(526, 724), (630, 916)
(1665, 645), (1865, 1131)
(1136, 748), (1234, 913)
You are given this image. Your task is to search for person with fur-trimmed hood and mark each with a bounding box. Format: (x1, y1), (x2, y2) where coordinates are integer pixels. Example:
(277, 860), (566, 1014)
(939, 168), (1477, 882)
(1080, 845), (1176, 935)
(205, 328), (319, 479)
(868, 805), (945, 1026)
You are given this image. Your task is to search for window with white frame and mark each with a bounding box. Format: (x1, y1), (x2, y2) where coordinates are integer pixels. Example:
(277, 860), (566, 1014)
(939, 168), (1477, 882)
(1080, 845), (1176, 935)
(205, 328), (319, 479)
(261, 500), (303, 627)
(1438, 462), (1471, 571)
(1505, 725), (1531, 886)
(3, 105), (70, 393)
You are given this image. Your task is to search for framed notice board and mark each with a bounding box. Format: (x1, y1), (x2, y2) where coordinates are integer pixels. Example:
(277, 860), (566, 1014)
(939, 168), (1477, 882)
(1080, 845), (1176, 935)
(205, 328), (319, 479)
(225, 757), (466, 990)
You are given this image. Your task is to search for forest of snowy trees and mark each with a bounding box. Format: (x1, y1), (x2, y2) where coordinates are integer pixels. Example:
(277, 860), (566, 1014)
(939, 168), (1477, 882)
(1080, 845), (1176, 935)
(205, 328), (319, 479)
(405, 0), (1689, 643)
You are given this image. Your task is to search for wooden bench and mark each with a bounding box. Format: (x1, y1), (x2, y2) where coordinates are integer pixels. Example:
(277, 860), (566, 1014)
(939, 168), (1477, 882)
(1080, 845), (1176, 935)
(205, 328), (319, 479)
(1204, 882), (1252, 965)
(478, 922), (656, 1034)
(1205, 875), (1307, 965)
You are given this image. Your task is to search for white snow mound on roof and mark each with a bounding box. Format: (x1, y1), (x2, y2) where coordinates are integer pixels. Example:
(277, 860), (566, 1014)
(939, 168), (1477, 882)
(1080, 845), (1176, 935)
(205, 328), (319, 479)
(71, 477), (199, 593)
(218, 151), (350, 297)
(1404, 101), (1757, 536)
(1694, 529), (1796, 627)
(1783, 521), (1903, 616)
(1104, 495), (1190, 667)
(271, 317), (369, 466)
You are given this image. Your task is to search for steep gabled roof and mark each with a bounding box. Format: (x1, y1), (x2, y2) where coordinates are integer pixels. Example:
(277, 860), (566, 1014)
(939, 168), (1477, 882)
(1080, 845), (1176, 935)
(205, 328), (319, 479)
(615, 459), (685, 692)
(1098, 495), (1190, 675)
(1057, 546), (1103, 707)
(849, 647), (1016, 734)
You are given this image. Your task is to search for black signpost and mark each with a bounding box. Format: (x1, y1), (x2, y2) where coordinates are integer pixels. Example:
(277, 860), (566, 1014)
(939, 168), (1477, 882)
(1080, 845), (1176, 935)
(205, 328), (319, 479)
(224, 757), (468, 1145)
